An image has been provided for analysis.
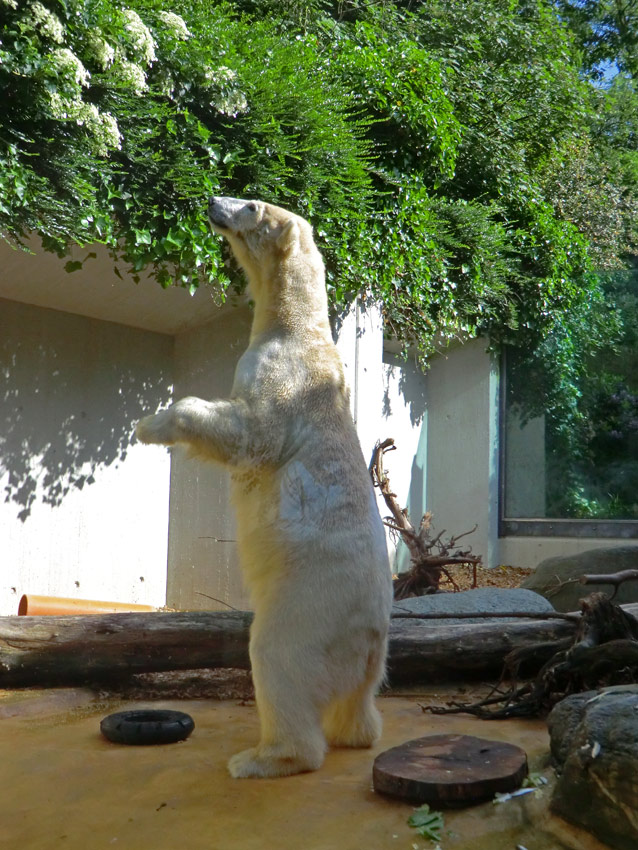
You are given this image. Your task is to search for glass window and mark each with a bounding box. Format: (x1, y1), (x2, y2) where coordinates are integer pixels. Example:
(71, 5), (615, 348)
(501, 269), (638, 537)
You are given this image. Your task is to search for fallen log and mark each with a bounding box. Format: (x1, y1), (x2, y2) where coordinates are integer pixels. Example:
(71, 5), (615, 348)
(426, 594), (638, 719)
(5, 605), (638, 689)
(0, 611), (253, 688)
(387, 616), (575, 683)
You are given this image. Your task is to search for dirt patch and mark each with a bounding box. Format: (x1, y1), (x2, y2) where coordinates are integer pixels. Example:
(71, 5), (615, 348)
(101, 667), (255, 702)
(440, 563), (533, 592)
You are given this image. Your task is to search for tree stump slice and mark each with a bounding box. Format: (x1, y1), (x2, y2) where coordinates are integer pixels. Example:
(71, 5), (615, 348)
(372, 734), (528, 806)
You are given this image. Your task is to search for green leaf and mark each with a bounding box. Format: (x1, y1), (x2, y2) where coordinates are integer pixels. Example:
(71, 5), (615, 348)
(407, 804), (444, 842)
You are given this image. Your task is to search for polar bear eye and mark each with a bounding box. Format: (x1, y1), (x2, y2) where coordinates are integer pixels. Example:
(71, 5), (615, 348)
(247, 202), (257, 212)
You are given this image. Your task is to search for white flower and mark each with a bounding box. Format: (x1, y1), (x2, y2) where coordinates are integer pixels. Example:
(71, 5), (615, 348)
(215, 90), (248, 117)
(122, 9), (156, 65)
(46, 91), (121, 155)
(157, 11), (190, 40)
(217, 66), (237, 82)
(1, 0), (19, 9)
(85, 29), (115, 70)
(50, 47), (90, 87)
(201, 66), (247, 116)
(28, 1), (64, 43)
(76, 104), (122, 154)
(47, 91), (81, 120)
(97, 111), (122, 151)
(76, 101), (100, 125)
(202, 66), (238, 87)
(112, 57), (147, 94)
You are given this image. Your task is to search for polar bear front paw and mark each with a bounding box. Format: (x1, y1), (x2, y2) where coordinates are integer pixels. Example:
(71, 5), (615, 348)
(135, 409), (177, 446)
(227, 746), (323, 779)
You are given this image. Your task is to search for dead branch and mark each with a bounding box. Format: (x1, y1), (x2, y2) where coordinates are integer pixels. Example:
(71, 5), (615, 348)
(423, 593), (638, 719)
(580, 569), (638, 599)
(370, 439), (482, 599)
(543, 569), (638, 603)
(391, 610), (580, 622)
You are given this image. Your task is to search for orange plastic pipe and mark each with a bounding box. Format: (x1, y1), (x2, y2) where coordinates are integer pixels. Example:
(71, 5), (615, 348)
(18, 594), (156, 616)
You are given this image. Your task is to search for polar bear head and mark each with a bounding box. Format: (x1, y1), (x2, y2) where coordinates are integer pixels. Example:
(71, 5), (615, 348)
(207, 196), (323, 292)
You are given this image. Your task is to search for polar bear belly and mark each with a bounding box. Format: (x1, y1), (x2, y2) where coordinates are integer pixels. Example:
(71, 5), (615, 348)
(278, 460), (346, 531)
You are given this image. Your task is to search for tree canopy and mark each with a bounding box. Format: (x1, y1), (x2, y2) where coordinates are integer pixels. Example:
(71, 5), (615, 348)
(1, 0), (637, 365)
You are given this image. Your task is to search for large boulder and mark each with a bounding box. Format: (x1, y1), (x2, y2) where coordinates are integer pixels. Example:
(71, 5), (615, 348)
(391, 587), (554, 624)
(548, 686), (638, 850)
(521, 546), (638, 612)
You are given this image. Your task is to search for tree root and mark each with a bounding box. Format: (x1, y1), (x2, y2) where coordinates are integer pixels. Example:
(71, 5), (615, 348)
(422, 593), (638, 719)
(370, 439), (482, 599)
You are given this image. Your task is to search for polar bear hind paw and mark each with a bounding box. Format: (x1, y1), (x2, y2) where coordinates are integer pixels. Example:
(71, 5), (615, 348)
(227, 746), (324, 779)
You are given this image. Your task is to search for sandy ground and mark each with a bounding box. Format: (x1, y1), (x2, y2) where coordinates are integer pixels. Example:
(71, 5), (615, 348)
(436, 564), (534, 593)
(0, 684), (609, 850)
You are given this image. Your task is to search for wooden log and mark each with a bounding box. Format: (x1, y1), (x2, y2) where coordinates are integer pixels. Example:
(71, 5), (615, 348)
(1, 604), (638, 688)
(387, 616), (576, 683)
(0, 611), (253, 687)
(372, 734), (528, 804)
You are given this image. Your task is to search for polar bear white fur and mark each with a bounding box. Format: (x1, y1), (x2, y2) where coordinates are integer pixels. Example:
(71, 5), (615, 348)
(136, 197), (393, 778)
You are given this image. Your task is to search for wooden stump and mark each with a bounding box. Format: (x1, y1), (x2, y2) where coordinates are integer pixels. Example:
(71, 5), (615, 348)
(372, 734), (528, 806)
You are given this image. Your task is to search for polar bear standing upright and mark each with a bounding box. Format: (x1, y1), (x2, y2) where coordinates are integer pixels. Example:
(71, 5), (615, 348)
(136, 197), (393, 778)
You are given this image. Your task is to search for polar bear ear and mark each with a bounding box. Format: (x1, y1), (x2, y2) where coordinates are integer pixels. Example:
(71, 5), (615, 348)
(276, 218), (300, 255)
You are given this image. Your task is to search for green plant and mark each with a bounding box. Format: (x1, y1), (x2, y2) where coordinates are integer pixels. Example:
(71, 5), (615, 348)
(407, 803), (445, 843)
(0, 0), (636, 379)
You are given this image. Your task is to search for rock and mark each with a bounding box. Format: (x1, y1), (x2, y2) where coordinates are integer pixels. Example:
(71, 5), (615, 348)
(521, 546), (638, 612)
(391, 587), (554, 624)
(548, 685), (638, 850)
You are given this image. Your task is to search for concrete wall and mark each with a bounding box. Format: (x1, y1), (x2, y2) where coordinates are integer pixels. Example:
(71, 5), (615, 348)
(498, 535), (632, 569)
(423, 338), (500, 568)
(0, 299), (173, 615)
(0, 280), (430, 615)
(379, 350), (428, 573)
(424, 338), (631, 570)
(166, 305), (253, 612)
(6, 241), (624, 616)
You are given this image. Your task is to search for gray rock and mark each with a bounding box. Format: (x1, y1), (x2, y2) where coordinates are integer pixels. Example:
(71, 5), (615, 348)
(548, 686), (638, 850)
(391, 587), (554, 624)
(521, 546), (638, 612)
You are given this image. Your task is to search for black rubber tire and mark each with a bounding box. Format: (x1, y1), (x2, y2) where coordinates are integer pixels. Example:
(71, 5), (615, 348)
(100, 709), (195, 745)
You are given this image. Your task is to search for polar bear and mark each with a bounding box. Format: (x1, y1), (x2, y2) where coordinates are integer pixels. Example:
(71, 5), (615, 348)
(136, 197), (393, 778)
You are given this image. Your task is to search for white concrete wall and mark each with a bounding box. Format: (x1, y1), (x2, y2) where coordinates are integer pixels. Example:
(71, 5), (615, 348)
(0, 299), (173, 615)
(334, 301), (429, 573)
(334, 298), (386, 465)
(424, 338), (499, 569)
(497, 535), (632, 568)
(166, 305), (253, 612)
(0, 281), (429, 616)
(10, 254), (621, 616)
(379, 350), (428, 573)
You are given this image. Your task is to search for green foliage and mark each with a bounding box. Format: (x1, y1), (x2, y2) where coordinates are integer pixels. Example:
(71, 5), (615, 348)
(555, 0), (638, 77)
(0, 0), (636, 374)
(407, 803), (445, 843)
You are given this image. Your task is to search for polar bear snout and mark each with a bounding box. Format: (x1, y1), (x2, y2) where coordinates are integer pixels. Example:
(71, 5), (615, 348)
(208, 196), (260, 231)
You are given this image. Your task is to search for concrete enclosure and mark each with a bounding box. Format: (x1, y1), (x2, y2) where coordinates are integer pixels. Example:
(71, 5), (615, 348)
(1, 240), (630, 615)
(0, 242), (429, 614)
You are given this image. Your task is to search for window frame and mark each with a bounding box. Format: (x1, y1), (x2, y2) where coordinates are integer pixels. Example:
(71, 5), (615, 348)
(498, 350), (638, 539)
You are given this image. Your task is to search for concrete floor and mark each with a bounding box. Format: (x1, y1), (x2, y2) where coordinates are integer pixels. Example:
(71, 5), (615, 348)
(0, 687), (609, 850)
